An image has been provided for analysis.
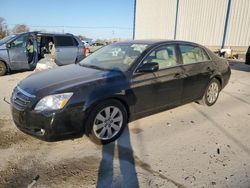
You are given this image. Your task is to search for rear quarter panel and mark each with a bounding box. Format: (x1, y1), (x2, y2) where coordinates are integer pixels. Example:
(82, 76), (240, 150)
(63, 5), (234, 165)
(209, 55), (231, 89)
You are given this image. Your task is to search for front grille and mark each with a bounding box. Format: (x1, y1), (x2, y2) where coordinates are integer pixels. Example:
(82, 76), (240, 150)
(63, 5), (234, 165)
(11, 87), (35, 111)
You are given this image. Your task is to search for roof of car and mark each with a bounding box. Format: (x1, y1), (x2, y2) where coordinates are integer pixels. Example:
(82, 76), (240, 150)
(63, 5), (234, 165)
(15, 31), (74, 36)
(36, 32), (73, 36)
(115, 39), (202, 46)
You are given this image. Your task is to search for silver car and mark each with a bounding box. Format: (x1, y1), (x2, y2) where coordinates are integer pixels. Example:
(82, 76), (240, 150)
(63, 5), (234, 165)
(0, 32), (85, 76)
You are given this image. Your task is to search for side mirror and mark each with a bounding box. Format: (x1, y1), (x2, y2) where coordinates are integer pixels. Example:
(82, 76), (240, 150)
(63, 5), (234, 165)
(6, 43), (11, 48)
(137, 62), (159, 73)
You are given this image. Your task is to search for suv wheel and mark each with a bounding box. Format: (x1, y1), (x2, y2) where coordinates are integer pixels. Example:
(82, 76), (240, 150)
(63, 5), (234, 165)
(85, 99), (127, 145)
(0, 61), (7, 76)
(199, 78), (221, 106)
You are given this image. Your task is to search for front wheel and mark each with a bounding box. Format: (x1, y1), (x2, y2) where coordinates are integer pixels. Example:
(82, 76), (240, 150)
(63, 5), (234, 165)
(198, 78), (221, 106)
(0, 61), (7, 76)
(85, 99), (127, 145)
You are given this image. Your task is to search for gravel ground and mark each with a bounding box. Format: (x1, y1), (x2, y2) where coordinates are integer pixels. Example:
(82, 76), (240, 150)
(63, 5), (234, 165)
(0, 61), (250, 188)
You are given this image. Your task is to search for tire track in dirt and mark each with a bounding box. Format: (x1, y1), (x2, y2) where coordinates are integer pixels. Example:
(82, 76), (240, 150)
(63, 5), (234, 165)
(0, 155), (100, 188)
(0, 119), (35, 149)
(0, 118), (101, 188)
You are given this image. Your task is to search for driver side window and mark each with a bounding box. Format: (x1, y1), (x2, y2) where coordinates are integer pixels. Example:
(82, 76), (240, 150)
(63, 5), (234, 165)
(11, 34), (28, 48)
(142, 45), (178, 69)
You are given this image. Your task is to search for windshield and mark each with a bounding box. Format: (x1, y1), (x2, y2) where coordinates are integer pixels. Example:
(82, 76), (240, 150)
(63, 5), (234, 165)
(79, 43), (148, 72)
(0, 35), (17, 46)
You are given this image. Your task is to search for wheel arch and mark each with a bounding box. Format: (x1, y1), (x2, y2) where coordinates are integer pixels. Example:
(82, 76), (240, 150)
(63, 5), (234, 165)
(112, 96), (130, 121)
(84, 96), (130, 123)
(210, 72), (223, 88)
(212, 75), (223, 88)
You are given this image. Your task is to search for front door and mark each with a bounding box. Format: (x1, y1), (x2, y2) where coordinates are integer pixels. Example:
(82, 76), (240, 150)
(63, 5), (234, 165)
(131, 71), (158, 115)
(149, 44), (183, 108)
(8, 33), (30, 70)
(131, 44), (183, 115)
(155, 66), (184, 109)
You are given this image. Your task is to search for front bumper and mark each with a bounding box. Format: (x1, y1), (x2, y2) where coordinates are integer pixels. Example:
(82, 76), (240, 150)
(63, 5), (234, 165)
(11, 105), (86, 142)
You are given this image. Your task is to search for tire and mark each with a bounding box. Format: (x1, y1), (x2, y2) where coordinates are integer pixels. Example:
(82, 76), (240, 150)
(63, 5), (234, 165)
(85, 99), (128, 145)
(0, 61), (7, 76)
(198, 78), (221, 106)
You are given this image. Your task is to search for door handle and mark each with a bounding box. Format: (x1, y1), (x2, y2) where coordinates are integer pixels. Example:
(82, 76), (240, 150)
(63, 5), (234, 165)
(174, 73), (182, 79)
(207, 67), (214, 73)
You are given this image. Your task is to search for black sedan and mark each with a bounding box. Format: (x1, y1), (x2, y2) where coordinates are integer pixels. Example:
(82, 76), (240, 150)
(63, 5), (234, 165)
(246, 46), (250, 65)
(11, 40), (231, 144)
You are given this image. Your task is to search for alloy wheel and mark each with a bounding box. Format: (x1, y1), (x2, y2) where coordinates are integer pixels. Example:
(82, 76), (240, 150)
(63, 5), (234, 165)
(206, 82), (219, 104)
(93, 106), (123, 140)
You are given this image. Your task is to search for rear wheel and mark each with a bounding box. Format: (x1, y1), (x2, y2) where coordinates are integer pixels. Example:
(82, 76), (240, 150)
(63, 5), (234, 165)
(85, 99), (127, 145)
(0, 61), (7, 76)
(198, 78), (221, 106)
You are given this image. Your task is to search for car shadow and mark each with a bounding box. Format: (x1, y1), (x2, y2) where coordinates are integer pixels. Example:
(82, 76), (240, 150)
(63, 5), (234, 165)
(96, 126), (139, 188)
(229, 60), (250, 72)
(5, 69), (33, 76)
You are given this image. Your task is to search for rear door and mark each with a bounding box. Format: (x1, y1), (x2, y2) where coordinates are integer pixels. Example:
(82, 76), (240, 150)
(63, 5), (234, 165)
(178, 44), (213, 103)
(54, 35), (78, 65)
(8, 33), (30, 70)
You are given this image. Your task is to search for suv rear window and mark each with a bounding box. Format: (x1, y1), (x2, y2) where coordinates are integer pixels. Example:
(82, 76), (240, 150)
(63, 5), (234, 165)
(55, 36), (74, 47)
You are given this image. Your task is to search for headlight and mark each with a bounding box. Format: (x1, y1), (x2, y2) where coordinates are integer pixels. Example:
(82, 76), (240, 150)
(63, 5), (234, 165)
(34, 93), (73, 111)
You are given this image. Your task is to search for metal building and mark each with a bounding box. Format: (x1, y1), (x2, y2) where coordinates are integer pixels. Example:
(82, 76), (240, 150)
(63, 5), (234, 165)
(134, 0), (250, 52)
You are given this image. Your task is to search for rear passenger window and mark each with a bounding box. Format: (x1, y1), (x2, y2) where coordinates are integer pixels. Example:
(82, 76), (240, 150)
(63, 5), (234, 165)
(55, 36), (74, 47)
(142, 45), (178, 69)
(180, 45), (210, 64)
(73, 38), (79, 46)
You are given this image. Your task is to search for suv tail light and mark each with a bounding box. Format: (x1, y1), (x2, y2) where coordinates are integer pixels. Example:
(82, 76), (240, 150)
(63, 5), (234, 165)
(83, 47), (87, 57)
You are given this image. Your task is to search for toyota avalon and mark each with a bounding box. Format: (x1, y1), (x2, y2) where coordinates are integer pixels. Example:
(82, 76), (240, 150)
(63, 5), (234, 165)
(11, 40), (231, 144)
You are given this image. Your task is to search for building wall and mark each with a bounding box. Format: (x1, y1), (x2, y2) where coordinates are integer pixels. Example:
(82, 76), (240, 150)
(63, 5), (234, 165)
(225, 0), (250, 48)
(176, 0), (227, 46)
(135, 0), (250, 51)
(135, 0), (176, 39)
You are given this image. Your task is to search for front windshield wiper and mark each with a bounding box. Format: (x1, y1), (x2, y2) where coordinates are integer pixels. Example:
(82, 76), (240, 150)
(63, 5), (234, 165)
(79, 64), (107, 71)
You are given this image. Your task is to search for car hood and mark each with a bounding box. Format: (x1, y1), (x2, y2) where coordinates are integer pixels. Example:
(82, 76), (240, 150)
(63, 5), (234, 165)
(18, 64), (119, 95)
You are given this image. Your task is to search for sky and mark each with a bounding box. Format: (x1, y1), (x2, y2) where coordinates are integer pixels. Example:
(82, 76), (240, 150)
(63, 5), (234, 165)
(0, 0), (135, 39)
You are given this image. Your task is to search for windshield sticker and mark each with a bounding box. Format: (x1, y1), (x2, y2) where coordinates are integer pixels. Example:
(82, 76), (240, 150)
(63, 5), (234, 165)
(131, 44), (148, 52)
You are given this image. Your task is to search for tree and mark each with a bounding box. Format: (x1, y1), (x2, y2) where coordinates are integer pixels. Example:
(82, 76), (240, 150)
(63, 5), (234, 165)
(0, 17), (9, 39)
(12, 24), (29, 33)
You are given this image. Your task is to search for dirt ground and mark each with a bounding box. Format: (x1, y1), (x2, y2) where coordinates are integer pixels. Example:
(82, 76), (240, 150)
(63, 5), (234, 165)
(0, 61), (250, 188)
